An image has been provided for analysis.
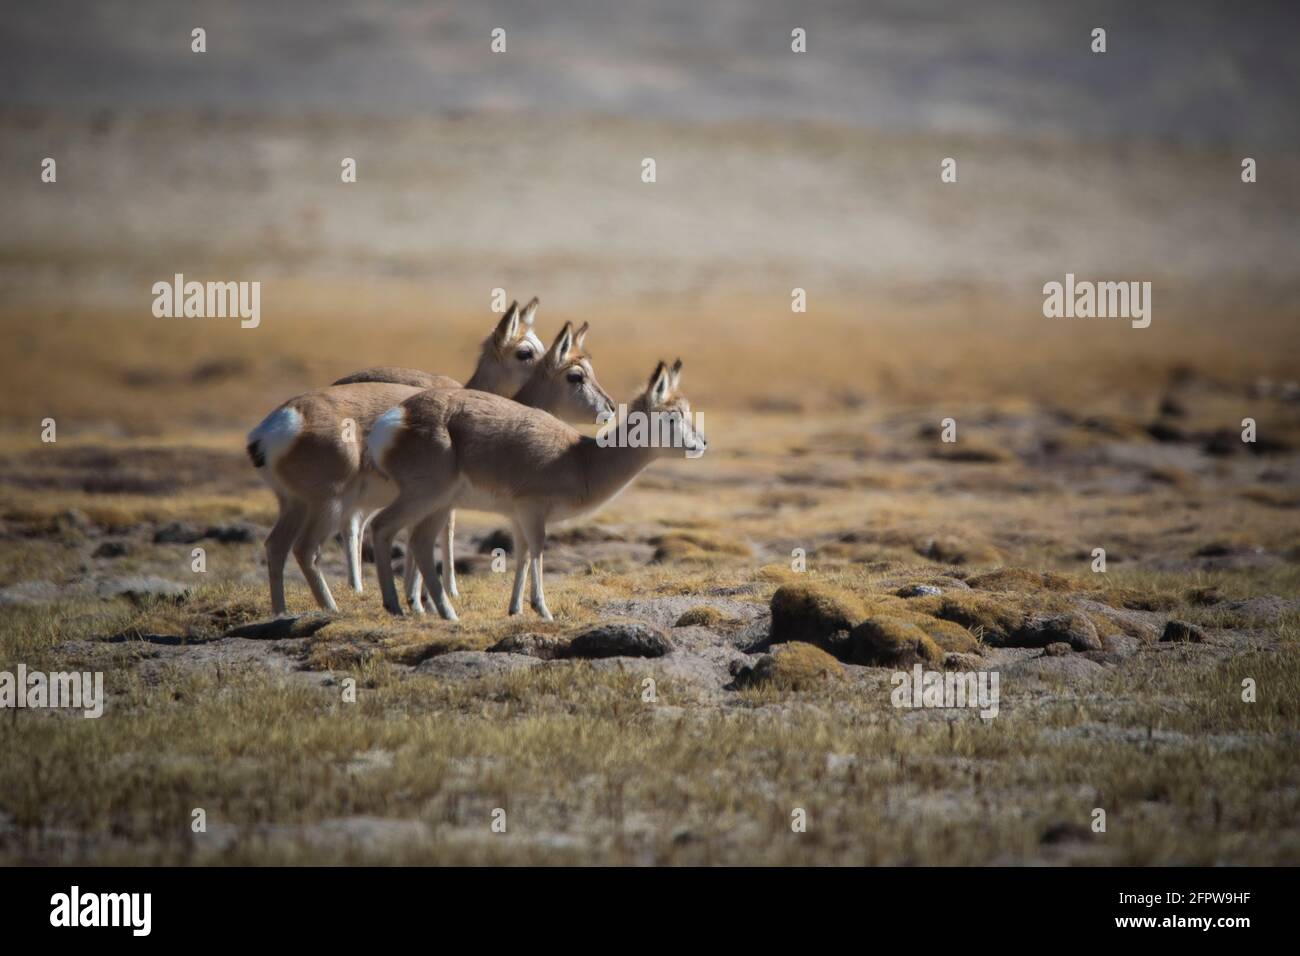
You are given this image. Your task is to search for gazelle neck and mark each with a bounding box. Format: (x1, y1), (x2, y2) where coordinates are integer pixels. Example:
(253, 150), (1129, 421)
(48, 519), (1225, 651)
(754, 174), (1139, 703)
(510, 370), (550, 409)
(464, 349), (508, 393)
(573, 431), (663, 508)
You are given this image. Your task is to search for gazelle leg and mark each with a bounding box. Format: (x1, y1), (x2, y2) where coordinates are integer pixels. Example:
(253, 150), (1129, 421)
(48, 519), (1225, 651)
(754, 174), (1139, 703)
(265, 496), (306, 616)
(411, 509), (457, 621)
(507, 519), (530, 616)
(292, 504), (341, 613)
(371, 493), (434, 616)
(345, 510), (364, 592)
(518, 516), (552, 621)
(442, 510), (459, 598)
(404, 528), (426, 614)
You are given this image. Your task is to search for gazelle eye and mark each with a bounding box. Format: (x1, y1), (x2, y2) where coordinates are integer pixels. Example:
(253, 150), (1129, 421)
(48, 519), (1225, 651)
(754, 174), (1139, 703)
(566, 369), (585, 384)
(515, 347), (534, 361)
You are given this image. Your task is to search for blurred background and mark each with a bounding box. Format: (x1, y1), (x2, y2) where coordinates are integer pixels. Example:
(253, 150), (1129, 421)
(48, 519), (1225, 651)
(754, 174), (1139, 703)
(0, 0), (1296, 431)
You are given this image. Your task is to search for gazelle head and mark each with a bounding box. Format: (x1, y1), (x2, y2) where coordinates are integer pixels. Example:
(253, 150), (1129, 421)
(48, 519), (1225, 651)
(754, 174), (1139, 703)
(514, 320), (615, 423)
(631, 358), (707, 457)
(468, 297), (547, 396)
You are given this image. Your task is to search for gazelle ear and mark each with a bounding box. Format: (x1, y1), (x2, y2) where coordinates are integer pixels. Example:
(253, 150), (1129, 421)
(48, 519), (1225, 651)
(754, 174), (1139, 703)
(494, 301), (521, 344)
(648, 360), (670, 402)
(547, 321), (574, 368)
(520, 297), (540, 327)
(669, 358), (683, 390)
(574, 321), (589, 351)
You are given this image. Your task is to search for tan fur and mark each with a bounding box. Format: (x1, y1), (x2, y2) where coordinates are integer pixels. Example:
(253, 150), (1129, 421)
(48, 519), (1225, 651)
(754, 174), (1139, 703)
(368, 360), (704, 620)
(247, 306), (613, 614)
(332, 367), (459, 389)
(253, 382), (422, 614)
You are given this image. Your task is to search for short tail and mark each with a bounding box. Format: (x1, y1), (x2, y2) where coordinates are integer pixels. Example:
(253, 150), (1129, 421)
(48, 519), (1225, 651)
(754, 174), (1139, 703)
(245, 405), (303, 472)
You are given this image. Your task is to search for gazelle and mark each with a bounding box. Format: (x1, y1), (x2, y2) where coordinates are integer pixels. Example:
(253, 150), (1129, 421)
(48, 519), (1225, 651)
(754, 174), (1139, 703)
(246, 319), (612, 615)
(330, 297), (545, 596)
(359, 319), (612, 608)
(366, 359), (706, 621)
(332, 296), (544, 395)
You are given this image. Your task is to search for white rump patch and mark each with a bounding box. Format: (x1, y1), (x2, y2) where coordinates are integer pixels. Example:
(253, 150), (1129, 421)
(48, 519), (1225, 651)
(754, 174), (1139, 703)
(247, 405), (303, 469)
(366, 405), (406, 471)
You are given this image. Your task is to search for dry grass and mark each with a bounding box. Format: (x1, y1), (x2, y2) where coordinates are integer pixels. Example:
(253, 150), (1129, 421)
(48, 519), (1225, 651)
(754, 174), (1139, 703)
(2, 128), (1298, 862)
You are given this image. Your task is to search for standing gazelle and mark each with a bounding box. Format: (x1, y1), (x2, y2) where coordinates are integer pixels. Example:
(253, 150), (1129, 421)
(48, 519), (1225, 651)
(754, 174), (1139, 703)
(246, 318), (612, 615)
(366, 360), (706, 621)
(330, 298), (544, 596)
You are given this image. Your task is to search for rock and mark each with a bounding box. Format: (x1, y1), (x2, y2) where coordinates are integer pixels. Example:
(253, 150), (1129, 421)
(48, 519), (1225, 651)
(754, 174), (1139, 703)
(1100, 634), (1142, 659)
(1222, 596), (1300, 624)
(1044, 642), (1071, 656)
(733, 642), (844, 691)
(153, 521), (205, 544)
(560, 620), (674, 659)
(768, 583), (866, 650)
(477, 528), (514, 554)
(1161, 620), (1206, 643)
(415, 651), (540, 680)
(204, 522), (259, 544)
(897, 584), (943, 598)
(225, 613), (335, 639)
(1039, 821), (1092, 845)
(1146, 421), (1188, 443)
(99, 576), (191, 604)
(360, 539), (404, 564)
(1158, 395), (1187, 418)
(488, 632), (564, 660)
(846, 617), (944, 667)
(1203, 429), (1239, 457)
(1010, 611), (1101, 652)
(92, 540), (130, 558)
(1005, 654), (1106, 683)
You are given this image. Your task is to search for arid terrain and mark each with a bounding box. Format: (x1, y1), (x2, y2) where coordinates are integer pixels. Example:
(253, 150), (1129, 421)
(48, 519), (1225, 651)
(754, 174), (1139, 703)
(1, 103), (1298, 864)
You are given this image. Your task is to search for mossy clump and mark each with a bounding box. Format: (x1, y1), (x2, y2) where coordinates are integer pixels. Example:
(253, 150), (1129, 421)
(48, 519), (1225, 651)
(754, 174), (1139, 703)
(651, 531), (751, 562)
(737, 642), (845, 691)
(1084, 587), (1180, 612)
(913, 616), (983, 654)
(920, 536), (1004, 566)
(769, 583), (867, 650)
(966, 568), (1077, 593)
(674, 605), (730, 628)
(847, 617), (944, 667)
(909, 592), (1046, 645)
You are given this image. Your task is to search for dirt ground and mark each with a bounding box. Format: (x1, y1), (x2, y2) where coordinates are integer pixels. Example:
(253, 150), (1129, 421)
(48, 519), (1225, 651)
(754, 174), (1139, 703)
(1, 109), (1298, 864)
